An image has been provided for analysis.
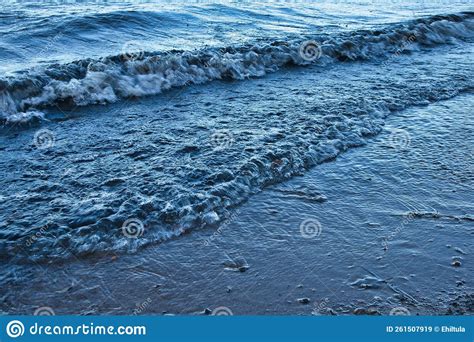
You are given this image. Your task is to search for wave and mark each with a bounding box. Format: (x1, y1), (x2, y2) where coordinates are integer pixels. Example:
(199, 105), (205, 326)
(3, 82), (473, 263)
(1, 12), (473, 126)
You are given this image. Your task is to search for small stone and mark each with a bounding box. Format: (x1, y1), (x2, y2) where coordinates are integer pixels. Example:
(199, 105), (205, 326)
(297, 284), (303, 289)
(353, 307), (380, 315)
(203, 308), (212, 315)
(452, 260), (461, 267)
(238, 265), (249, 272)
(223, 259), (249, 272)
(297, 298), (310, 304)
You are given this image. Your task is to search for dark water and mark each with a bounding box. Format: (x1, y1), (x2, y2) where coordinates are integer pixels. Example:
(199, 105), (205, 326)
(0, 2), (473, 264)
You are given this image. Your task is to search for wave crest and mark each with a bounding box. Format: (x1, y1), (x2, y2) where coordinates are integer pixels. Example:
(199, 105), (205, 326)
(1, 12), (473, 125)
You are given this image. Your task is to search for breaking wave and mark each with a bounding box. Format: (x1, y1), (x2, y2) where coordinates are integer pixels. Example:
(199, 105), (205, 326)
(1, 12), (473, 126)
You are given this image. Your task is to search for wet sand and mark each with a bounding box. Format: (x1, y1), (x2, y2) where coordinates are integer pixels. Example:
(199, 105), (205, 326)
(2, 94), (472, 316)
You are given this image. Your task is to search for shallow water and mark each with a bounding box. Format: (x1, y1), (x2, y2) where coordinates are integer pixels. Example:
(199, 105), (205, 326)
(2, 37), (473, 262)
(0, 1), (473, 315)
(2, 94), (472, 315)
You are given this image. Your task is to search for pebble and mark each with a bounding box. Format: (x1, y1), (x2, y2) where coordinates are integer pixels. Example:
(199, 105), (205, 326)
(353, 307), (380, 315)
(297, 298), (310, 304)
(452, 259), (461, 267)
(238, 265), (249, 272)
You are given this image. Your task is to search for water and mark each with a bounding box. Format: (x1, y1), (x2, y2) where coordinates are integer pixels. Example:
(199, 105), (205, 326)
(0, 2), (473, 276)
(1, 2), (474, 123)
(3, 94), (472, 315)
(2, 1), (471, 74)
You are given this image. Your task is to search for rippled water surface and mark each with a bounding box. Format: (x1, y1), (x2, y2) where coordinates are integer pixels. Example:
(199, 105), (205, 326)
(2, 1), (472, 74)
(0, 1), (473, 315)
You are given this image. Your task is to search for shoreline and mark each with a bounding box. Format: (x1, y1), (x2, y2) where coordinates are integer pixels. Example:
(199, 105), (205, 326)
(2, 93), (472, 316)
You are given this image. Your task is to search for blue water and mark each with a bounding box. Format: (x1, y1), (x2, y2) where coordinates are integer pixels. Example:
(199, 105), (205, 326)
(1, 2), (473, 124)
(2, 1), (471, 75)
(0, 1), (473, 263)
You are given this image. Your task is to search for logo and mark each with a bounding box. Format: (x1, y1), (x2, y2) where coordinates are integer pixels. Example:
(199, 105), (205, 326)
(6, 320), (25, 338)
(34, 306), (55, 316)
(299, 218), (323, 239)
(122, 218), (145, 238)
(211, 306), (233, 316)
(121, 40), (146, 61)
(387, 128), (411, 150)
(299, 40), (322, 62)
(33, 129), (55, 149)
